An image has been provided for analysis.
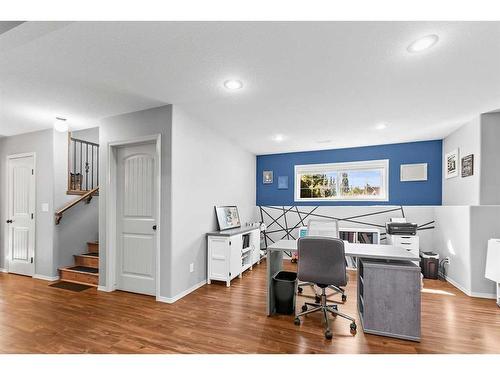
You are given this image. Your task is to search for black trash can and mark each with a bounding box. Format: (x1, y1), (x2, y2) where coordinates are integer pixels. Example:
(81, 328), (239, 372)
(273, 271), (297, 315)
(420, 251), (439, 279)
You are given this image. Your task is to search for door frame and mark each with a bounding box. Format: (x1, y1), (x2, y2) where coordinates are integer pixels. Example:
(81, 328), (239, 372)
(105, 134), (161, 300)
(4, 152), (36, 275)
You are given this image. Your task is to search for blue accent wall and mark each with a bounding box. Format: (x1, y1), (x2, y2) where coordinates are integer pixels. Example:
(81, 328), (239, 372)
(256, 140), (442, 206)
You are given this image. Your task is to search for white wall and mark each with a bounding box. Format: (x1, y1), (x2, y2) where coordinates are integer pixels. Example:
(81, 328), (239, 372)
(0, 129), (56, 277)
(433, 205), (499, 298)
(170, 106), (258, 298)
(442, 117), (481, 205)
(433, 206), (472, 293)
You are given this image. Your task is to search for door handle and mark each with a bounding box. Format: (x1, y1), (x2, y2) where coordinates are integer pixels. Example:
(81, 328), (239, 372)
(152, 225), (157, 231)
(6, 219), (12, 224)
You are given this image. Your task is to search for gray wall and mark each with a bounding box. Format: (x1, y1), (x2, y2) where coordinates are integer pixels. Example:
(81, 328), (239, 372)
(53, 129), (98, 269)
(479, 112), (500, 205)
(0, 129), (56, 277)
(170, 106), (258, 297)
(470, 206), (500, 297)
(99, 105), (172, 297)
(436, 114), (500, 298)
(442, 117), (481, 205)
(72, 127), (99, 144)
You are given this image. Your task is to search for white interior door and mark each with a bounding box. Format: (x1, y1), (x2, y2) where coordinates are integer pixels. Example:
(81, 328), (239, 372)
(116, 142), (157, 296)
(7, 154), (35, 276)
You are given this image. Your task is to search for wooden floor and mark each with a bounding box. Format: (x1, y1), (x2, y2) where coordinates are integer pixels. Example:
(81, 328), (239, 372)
(1, 260), (500, 354)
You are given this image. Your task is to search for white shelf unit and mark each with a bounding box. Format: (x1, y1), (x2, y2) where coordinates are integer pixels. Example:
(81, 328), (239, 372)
(207, 226), (261, 287)
(339, 227), (381, 245)
(298, 226), (381, 244)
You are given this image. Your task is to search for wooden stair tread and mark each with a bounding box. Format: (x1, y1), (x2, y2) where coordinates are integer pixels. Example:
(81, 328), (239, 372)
(59, 266), (98, 275)
(78, 252), (99, 258)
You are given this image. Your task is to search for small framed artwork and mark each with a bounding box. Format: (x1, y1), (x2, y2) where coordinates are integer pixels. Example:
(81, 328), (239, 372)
(278, 176), (289, 189)
(445, 149), (459, 179)
(461, 154), (474, 178)
(263, 170), (273, 184)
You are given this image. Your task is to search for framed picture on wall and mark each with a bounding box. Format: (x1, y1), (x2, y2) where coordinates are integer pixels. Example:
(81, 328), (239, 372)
(445, 149), (459, 179)
(263, 170), (273, 184)
(278, 176), (289, 189)
(461, 154), (474, 177)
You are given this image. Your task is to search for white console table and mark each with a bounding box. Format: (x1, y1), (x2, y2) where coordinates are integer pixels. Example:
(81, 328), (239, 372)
(207, 224), (261, 287)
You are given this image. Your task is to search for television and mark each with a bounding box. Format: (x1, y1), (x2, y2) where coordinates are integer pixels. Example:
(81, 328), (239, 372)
(215, 206), (241, 231)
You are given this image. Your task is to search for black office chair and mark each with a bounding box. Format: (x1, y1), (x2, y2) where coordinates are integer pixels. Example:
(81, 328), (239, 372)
(294, 236), (357, 339)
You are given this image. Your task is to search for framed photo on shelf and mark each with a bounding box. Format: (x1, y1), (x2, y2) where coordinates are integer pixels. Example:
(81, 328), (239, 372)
(461, 154), (474, 178)
(445, 149), (459, 179)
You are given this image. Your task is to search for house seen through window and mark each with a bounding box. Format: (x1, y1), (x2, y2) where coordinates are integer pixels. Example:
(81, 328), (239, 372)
(295, 160), (389, 201)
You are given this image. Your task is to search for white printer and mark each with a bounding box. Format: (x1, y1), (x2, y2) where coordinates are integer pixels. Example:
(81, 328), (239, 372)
(386, 218), (419, 261)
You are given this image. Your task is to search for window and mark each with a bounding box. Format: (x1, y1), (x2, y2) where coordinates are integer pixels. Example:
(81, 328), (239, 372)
(295, 159), (389, 201)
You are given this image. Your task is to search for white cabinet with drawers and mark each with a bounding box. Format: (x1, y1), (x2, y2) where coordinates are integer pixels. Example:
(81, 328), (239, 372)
(387, 234), (419, 259)
(207, 225), (261, 287)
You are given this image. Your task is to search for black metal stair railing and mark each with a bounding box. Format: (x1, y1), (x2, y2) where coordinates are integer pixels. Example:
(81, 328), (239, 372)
(69, 137), (99, 192)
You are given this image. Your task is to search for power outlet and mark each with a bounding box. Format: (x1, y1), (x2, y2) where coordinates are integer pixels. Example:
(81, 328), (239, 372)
(444, 256), (451, 265)
(189, 263), (194, 273)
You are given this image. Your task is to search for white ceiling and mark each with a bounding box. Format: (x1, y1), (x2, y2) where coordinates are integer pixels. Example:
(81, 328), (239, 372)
(1, 21), (500, 154)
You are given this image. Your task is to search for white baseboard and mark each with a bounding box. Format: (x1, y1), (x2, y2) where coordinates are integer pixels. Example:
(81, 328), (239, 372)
(157, 279), (207, 304)
(470, 290), (497, 299)
(33, 274), (59, 282)
(441, 273), (496, 299)
(97, 285), (115, 292)
(0, 268), (7, 273)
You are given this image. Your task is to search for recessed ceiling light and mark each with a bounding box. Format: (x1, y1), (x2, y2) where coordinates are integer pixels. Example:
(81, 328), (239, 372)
(54, 117), (68, 132)
(375, 123), (388, 130)
(224, 79), (243, 90)
(407, 34), (439, 53)
(272, 134), (284, 142)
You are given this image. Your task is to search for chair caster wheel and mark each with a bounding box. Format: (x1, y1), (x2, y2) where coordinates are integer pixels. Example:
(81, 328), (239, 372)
(325, 330), (333, 340)
(350, 322), (357, 332)
(301, 304), (308, 312)
(342, 294), (347, 302)
(297, 287), (303, 294)
(315, 296), (321, 303)
(294, 318), (301, 326)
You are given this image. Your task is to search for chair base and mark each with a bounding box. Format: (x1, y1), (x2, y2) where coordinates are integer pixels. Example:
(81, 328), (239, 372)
(297, 281), (347, 304)
(294, 287), (356, 339)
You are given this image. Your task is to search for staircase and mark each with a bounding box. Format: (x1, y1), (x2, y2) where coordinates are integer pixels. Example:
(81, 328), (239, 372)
(58, 241), (99, 286)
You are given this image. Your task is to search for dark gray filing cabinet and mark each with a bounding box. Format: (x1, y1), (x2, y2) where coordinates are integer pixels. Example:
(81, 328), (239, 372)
(357, 258), (421, 341)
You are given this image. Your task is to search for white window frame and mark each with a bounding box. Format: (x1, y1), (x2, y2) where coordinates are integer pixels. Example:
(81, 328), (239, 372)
(294, 159), (389, 202)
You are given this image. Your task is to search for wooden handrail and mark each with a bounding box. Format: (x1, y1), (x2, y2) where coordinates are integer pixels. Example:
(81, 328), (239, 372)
(55, 187), (99, 225)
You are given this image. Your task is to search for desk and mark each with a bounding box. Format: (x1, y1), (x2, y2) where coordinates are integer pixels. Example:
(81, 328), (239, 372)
(266, 240), (421, 341)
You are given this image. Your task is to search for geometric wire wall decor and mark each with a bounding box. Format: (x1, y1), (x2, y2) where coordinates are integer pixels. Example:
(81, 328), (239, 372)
(259, 205), (435, 249)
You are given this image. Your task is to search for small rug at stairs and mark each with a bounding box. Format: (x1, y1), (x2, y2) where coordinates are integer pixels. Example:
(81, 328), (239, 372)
(49, 281), (92, 292)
